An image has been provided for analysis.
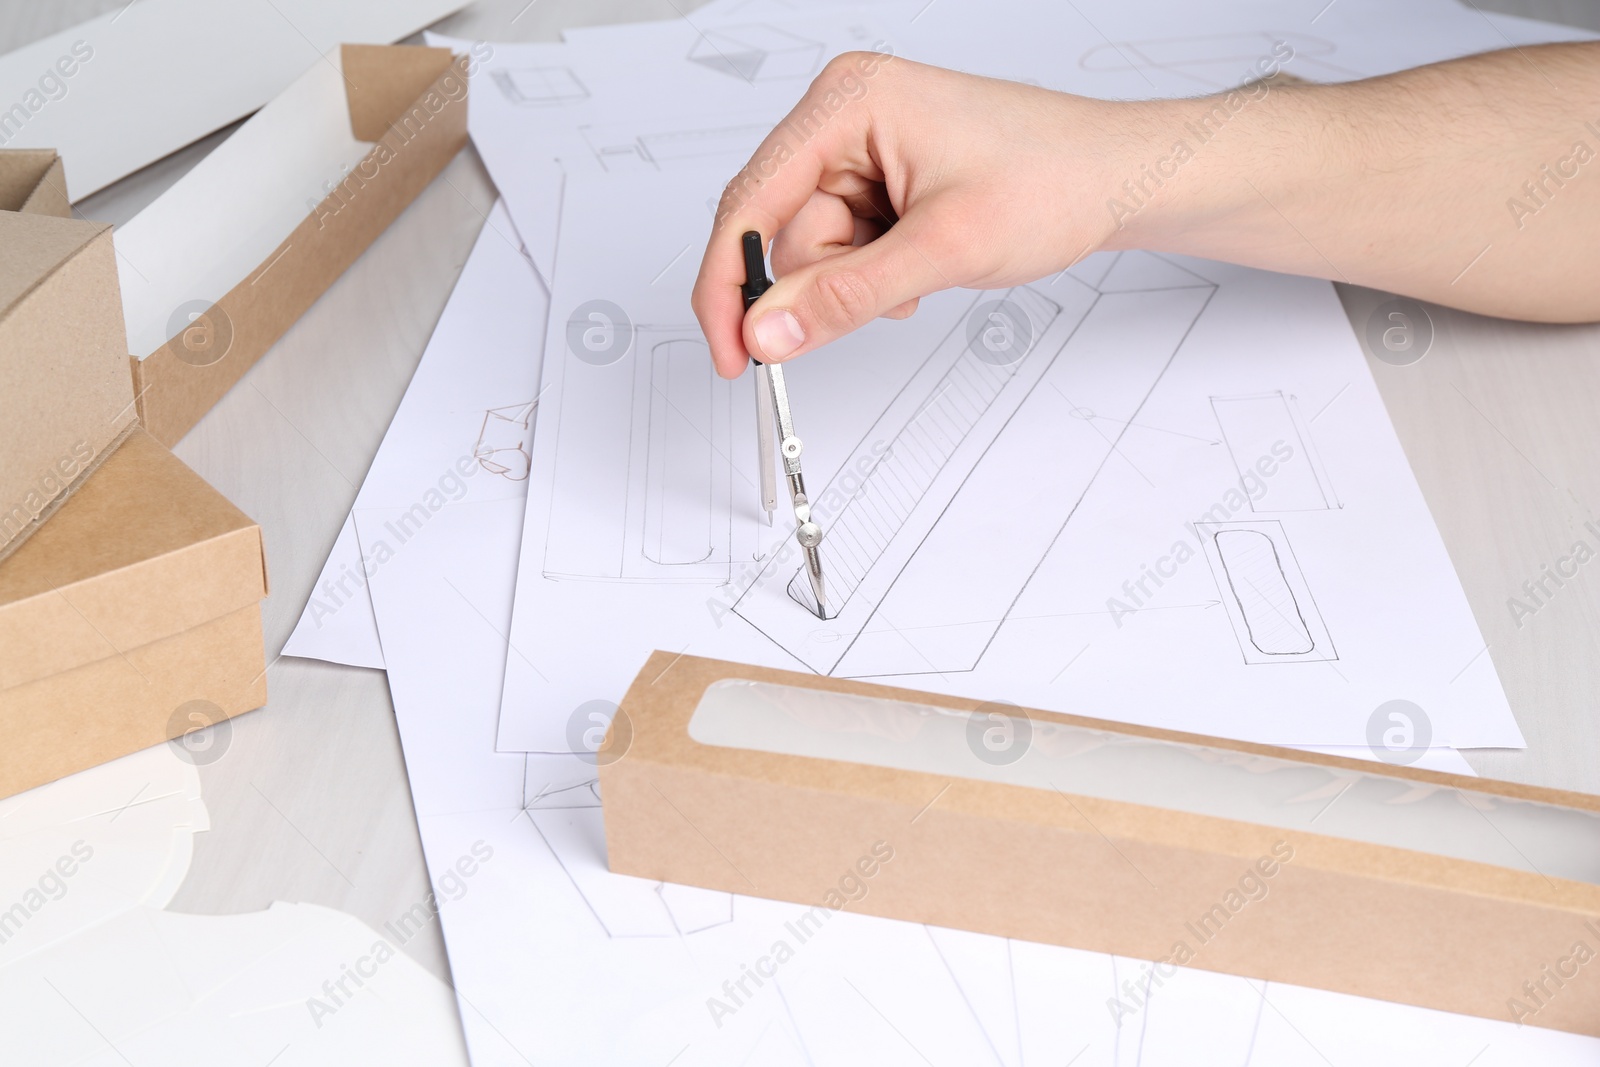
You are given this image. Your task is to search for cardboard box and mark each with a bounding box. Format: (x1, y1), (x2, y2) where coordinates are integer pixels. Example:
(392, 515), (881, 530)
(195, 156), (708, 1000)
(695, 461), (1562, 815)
(0, 45), (459, 797)
(0, 427), (268, 799)
(0, 199), (137, 561)
(114, 43), (471, 446)
(0, 148), (69, 216)
(603, 653), (1600, 1037)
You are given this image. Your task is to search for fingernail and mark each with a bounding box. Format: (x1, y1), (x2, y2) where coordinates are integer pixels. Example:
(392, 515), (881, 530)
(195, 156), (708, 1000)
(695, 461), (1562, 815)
(754, 309), (804, 360)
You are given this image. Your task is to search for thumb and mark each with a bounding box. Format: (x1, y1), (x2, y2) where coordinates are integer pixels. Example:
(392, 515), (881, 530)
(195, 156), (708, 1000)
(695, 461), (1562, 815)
(743, 215), (949, 362)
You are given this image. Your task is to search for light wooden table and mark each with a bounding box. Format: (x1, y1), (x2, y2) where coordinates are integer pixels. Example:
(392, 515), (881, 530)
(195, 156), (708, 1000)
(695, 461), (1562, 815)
(5, 0), (1598, 1047)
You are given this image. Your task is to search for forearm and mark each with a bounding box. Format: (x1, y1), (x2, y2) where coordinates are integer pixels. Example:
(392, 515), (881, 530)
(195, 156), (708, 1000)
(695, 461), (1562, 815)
(1105, 43), (1600, 323)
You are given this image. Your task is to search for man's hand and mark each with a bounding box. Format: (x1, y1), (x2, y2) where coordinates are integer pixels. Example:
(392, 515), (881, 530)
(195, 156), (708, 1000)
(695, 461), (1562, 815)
(692, 53), (1136, 378)
(692, 42), (1600, 378)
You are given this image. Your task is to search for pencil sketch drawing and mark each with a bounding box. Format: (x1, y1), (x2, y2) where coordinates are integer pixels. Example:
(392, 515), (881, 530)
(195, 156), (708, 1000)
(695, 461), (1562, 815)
(1195, 519), (1337, 664)
(1211, 391), (1340, 511)
(735, 251), (1218, 678)
(475, 400), (537, 481)
(491, 66), (590, 105)
(687, 24), (825, 82)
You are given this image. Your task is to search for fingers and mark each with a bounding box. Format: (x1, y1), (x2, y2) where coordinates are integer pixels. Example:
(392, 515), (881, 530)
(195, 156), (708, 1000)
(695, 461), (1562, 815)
(767, 191), (919, 324)
(742, 209), (949, 363)
(693, 153), (827, 379)
(691, 50), (898, 379)
(770, 189), (887, 276)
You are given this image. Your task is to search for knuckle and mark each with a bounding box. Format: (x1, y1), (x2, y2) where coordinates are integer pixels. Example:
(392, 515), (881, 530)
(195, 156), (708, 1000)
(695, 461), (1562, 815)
(809, 268), (877, 333)
(820, 51), (865, 80)
(814, 50), (887, 96)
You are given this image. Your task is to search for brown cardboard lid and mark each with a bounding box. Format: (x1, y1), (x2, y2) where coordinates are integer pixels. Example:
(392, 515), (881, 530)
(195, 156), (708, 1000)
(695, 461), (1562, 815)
(0, 211), (110, 318)
(0, 427), (268, 691)
(0, 149), (62, 213)
(0, 602), (267, 802)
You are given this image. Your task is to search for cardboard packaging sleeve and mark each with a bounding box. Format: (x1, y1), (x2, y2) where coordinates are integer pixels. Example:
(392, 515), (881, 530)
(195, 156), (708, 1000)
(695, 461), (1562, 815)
(115, 43), (471, 446)
(602, 652), (1600, 1037)
(0, 427), (269, 800)
(0, 160), (137, 561)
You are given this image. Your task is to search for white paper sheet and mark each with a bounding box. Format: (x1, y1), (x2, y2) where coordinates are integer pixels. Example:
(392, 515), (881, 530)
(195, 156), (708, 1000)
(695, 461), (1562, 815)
(282, 200), (544, 671)
(341, 202), (1583, 1067)
(282, 511), (387, 669)
(428, 9), (894, 283)
(493, 167), (1520, 755)
(0, 0), (466, 199)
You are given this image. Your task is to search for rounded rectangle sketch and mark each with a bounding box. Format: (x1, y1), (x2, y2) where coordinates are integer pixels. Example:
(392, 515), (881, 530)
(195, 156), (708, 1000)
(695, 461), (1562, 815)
(1196, 519), (1336, 664)
(643, 337), (720, 566)
(1214, 529), (1313, 654)
(543, 325), (752, 584)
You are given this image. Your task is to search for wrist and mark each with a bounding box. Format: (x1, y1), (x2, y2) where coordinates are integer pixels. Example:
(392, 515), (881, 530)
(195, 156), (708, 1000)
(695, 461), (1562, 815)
(1093, 80), (1333, 256)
